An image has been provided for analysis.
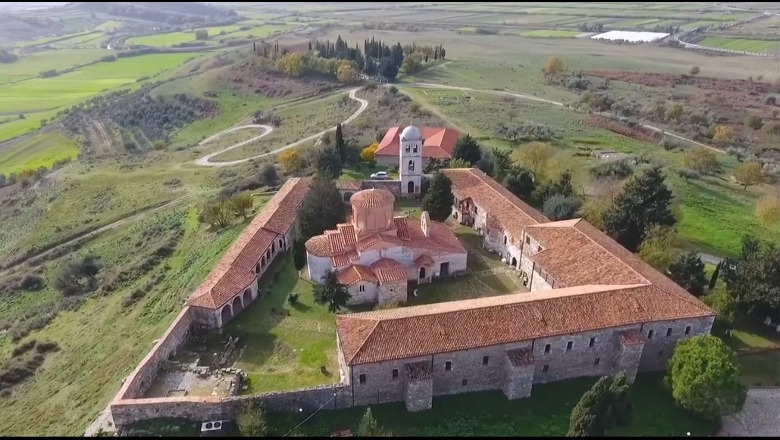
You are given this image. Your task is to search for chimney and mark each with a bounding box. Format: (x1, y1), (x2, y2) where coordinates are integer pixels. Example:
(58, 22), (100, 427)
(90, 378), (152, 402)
(421, 211), (431, 237)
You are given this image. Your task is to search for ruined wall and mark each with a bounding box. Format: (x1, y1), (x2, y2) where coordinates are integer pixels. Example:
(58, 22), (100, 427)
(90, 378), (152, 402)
(111, 384), (353, 429)
(114, 307), (196, 401)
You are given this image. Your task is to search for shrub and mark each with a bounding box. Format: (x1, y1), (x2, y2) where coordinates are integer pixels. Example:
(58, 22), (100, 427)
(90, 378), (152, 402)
(19, 274), (44, 291)
(288, 293), (300, 305)
(676, 168), (701, 181)
(542, 195), (582, 221)
(589, 159), (633, 181)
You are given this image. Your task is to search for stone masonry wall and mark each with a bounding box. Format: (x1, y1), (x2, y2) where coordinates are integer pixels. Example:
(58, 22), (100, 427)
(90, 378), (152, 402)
(638, 316), (715, 371)
(115, 307), (196, 401)
(431, 341), (532, 396)
(111, 384), (353, 429)
(360, 180), (402, 197)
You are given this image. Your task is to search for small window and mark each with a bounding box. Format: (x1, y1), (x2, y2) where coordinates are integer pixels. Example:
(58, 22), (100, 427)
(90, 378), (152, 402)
(566, 341), (573, 351)
(461, 378), (468, 386)
(405, 145), (410, 153)
(392, 369), (399, 379)
(408, 160), (415, 172)
(359, 374), (366, 384)
(359, 284), (365, 292)
(685, 326), (691, 335)
(413, 145), (418, 154)
(544, 344), (551, 354)
(542, 364), (549, 373)
(504, 236), (507, 244)
(589, 337), (595, 347)
(390, 288), (394, 292)
(648, 329), (654, 339)
(666, 328), (672, 337)
(445, 361), (452, 372)
(474, 206), (478, 214)
(482, 356), (489, 366)
(525, 236), (530, 245)
(594, 357), (600, 365)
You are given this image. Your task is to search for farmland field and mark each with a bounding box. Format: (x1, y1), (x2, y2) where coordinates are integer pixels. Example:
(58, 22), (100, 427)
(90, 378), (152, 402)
(697, 36), (780, 53)
(125, 31), (209, 47)
(519, 29), (582, 38)
(0, 48), (113, 85)
(0, 130), (79, 175)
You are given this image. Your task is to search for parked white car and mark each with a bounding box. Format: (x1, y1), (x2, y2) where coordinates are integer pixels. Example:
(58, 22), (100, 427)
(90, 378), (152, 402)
(370, 171), (389, 180)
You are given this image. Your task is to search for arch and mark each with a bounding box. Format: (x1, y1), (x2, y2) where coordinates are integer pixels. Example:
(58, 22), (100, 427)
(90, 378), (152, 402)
(344, 192), (354, 202)
(407, 181), (415, 193)
(243, 288), (252, 306)
(511, 257), (517, 267)
(232, 295), (244, 315)
(256, 263), (261, 274)
(271, 241), (276, 253)
(408, 160), (415, 172)
(262, 255), (267, 267)
(419, 266), (426, 279)
(220, 305), (232, 325)
(278, 238), (284, 249)
(266, 249), (271, 259)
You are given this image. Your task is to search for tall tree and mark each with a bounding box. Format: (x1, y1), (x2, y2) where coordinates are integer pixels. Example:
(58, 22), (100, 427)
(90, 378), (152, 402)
(637, 225), (678, 272)
(261, 163), (279, 187)
(297, 177), (345, 242)
(505, 166), (536, 200)
(378, 56), (398, 81)
(292, 238), (307, 271)
(313, 270), (351, 313)
(451, 134), (482, 165)
(334, 123), (346, 162)
(534, 170), (574, 204)
(491, 147), (514, 183)
(669, 251), (708, 296)
(667, 335), (747, 419)
(567, 372), (632, 437)
(603, 167), (676, 252)
(724, 235), (780, 315)
(314, 147), (343, 180)
(422, 172), (454, 222)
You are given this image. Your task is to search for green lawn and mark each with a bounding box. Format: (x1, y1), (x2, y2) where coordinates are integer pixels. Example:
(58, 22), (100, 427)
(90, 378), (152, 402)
(0, 48), (113, 85)
(711, 314), (780, 386)
(267, 373), (719, 437)
(697, 36), (780, 54)
(0, 130), (80, 175)
(126, 31), (208, 47)
(739, 351), (780, 387)
(220, 256), (339, 394)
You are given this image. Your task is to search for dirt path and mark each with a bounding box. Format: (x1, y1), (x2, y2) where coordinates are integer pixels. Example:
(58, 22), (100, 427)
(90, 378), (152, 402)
(194, 87), (369, 167)
(92, 120), (111, 151)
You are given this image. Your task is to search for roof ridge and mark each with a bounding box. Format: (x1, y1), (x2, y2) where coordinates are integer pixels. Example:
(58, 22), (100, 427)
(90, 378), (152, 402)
(568, 219), (651, 286)
(343, 317), (381, 365)
(464, 168), (548, 223)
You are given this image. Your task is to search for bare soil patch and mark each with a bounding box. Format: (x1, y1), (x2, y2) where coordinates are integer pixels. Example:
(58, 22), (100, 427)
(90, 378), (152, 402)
(228, 61), (337, 99)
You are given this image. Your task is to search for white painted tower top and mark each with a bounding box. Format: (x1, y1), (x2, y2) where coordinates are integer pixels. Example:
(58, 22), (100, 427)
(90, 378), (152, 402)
(400, 125), (422, 141)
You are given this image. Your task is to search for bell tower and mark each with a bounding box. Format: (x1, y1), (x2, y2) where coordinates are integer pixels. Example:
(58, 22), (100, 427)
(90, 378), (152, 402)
(399, 125), (423, 196)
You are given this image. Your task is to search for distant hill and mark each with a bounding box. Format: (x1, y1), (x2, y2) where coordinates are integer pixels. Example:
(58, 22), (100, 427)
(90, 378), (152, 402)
(67, 2), (240, 24)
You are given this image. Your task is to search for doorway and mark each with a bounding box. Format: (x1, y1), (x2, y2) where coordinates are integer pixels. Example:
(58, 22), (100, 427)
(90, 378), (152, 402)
(419, 266), (426, 280)
(407, 181), (415, 193)
(439, 262), (450, 277)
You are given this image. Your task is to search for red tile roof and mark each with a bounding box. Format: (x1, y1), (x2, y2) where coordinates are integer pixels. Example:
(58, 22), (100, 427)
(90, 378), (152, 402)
(338, 265), (377, 286)
(336, 180), (363, 191)
(442, 168), (548, 241)
(370, 258), (407, 283)
(375, 126), (461, 159)
(188, 178), (311, 310)
(350, 188), (395, 209)
(336, 284), (714, 365)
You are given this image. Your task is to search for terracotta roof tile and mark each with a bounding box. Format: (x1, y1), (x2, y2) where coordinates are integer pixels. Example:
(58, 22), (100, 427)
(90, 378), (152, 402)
(370, 258), (407, 283)
(350, 188), (395, 209)
(336, 283), (714, 365)
(305, 235), (330, 257)
(327, 229), (347, 254)
(394, 217), (409, 240)
(338, 224), (357, 246)
(338, 265), (377, 286)
(376, 126), (461, 159)
(332, 250), (359, 267)
(336, 180), (363, 191)
(187, 178), (310, 310)
(507, 347), (534, 367)
(442, 168), (548, 237)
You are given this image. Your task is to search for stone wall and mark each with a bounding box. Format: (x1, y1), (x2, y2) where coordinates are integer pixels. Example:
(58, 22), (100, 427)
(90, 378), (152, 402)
(431, 342), (532, 396)
(111, 384), (353, 429)
(638, 316), (715, 371)
(114, 307), (196, 401)
(360, 180), (402, 197)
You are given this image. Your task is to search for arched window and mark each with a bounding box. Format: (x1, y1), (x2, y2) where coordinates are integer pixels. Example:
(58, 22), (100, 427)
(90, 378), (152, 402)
(408, 160), (415, 172)
(413, 145), (418, 154)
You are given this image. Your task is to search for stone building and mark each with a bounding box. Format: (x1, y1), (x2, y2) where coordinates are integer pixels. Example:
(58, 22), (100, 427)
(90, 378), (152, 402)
(305, 188), (467, 306)
(374, 125), (461, 167)
(334, 167), (715, 411)
(186, 178), (311, 328)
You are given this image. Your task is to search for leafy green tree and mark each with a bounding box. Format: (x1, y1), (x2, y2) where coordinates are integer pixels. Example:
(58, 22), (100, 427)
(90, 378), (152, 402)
(669, 251), (708, 296)
(422, 172), (454, 222)
(292, 238), (307, 271)
(534, 170), (574, 204)
(709, 284), (736, 324)
(313, 270), (351, 313)
(449, 158), (471, 168)
(724, 235), (780, 314)
(314, 147), (343, 180)
(452, 134), (482, 165)
(261, 164), (279, 187)
(202, 199), (232, 229)
(667, 335), (746, 419)
(505, 166), (536, 200)
(491, 147), (514, 183)
(567, 372), (632, 437)
(637, 225), (678, 272)
(603, 167), (676, 252)
(476, 148), (495, 176)
(543, 195), (581, 221)
(236, 401), (267, 437)
(229, 193), (254, 219)
(357, 407), (383, 437)
(378, 57), (398, 81)
(297, 177), (345, 242)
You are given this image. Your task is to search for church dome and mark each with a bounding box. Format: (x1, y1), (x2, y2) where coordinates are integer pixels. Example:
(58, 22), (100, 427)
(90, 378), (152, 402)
(350, 188), (395, 209)
(400, 125), (422, 141)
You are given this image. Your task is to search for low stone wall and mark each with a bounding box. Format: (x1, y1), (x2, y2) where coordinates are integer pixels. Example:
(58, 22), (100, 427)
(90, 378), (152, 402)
(114, 307), (196, 401)
(110, 384), (353, 429)
(360, 180), (402, 196)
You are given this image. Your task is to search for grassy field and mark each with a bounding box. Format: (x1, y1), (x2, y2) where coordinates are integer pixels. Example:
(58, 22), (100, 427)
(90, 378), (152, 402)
(0, 48), (113, 85)
(216, 256), (340, 394)
(126, 31), (208, 47)
(0, 130), (80, 175)
(697, 36), (780, 53)
(519, 29), (582, 38)
(0, 207), (246, 435)
(267, 373), (718, 437)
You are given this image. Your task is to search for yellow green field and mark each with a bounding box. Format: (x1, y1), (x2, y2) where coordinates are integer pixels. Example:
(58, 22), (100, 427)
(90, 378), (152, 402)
(0, 48), (113, 85)
(0, 130), (80, 175)
(697, 36), (780, 53)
